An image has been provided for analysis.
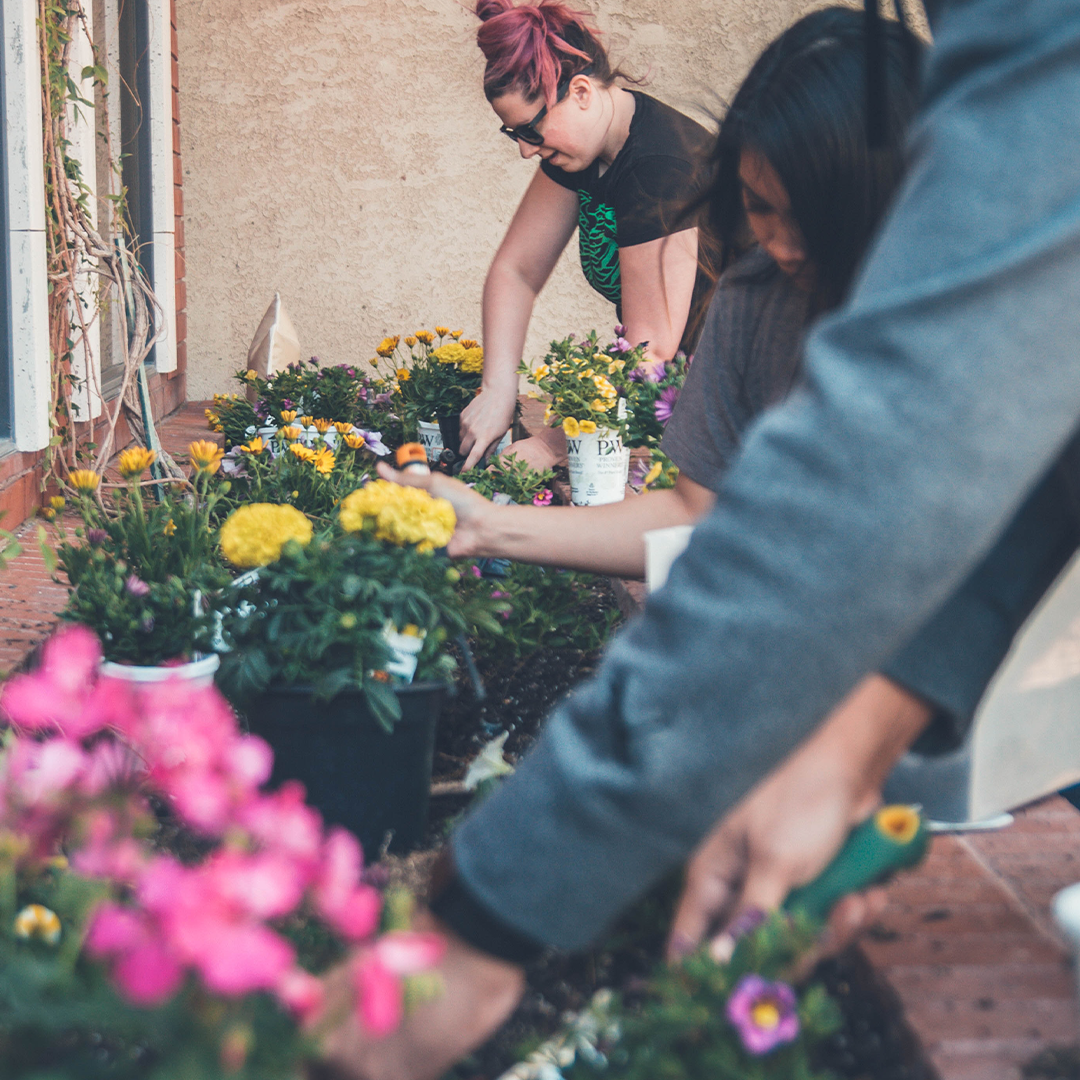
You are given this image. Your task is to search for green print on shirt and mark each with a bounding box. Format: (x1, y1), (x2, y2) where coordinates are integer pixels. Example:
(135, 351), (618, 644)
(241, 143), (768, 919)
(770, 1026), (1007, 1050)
(578, 192), (621, 305)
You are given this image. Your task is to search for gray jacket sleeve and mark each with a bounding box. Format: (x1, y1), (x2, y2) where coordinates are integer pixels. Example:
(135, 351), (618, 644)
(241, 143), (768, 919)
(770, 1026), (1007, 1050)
(450, 0), (1080, 952)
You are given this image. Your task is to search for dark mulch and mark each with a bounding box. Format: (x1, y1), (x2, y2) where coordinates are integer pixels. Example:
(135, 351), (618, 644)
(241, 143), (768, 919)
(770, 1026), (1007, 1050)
(1025, 1046), (1080, 1080)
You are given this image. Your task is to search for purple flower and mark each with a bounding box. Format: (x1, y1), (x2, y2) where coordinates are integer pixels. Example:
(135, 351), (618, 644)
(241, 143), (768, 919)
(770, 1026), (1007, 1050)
(469, 565), (483, 579)
(490, 589), (512, 620)
(346, 367), (356, 377)
(356, 429), (390, 456)
(282, 398), (294, 410)
(125, 574), (150, 598)
(614, 324), (627, 337)
(532, 489), (553, 507)
(372, 392), (392, 406)
(726, 975), (799, 1056)
(221, 447), (249, 478)
(610, 336), (632, 354)
(87, 529), (109, 546)
(630, 361), (664, 384)
(727, 907), (767, 941)
(308, 356), (320, 366)
(140, 614), (155, 634)
(655, 385), (680, 425)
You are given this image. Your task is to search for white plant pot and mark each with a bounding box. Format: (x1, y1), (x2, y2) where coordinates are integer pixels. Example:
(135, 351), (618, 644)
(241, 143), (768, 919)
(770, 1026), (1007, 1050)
(99, 653), (221, 689)
(416, 420), (443, 464)
(566, 427), (629, 506)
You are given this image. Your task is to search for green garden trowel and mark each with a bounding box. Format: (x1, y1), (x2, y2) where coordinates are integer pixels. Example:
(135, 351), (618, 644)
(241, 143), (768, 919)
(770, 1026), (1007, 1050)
(782, 805), (929, 922)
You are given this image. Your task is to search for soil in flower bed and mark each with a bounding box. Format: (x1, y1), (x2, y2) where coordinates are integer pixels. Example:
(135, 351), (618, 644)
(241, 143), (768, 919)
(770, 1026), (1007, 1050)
(399, 588), (935, 1080)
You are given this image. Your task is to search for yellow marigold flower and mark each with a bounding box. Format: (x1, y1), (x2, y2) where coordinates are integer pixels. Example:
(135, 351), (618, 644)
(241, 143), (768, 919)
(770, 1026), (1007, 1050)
(14, 904), (61, 945)
(579, 420), (598, 434)
(333, 421), (354, 435)
(460, 348), (484, 375)
(69, 470), (101, 493)
(375, 336), (401, 357)
(404, 336), (417, 348)
(450, 329), (463, 339)
(205, 411), (220, 428)
(434, 326), (450, 337)
(414, 330), (434, 345)
(312, 448), (336, 475)
(460, 339), (479, 350)
(312, 418), (331, 434)
(432, 343), (466, 366)
(163, 518), (177, 536)
(343, 434), (367, 450)
(188, 439), (224, 474)
(339, 480), (455, 553)
(240, 436), (266, 454)
(49, 495), (66, 511)
(299, 416), (314, 428)
(533, 364), (550, 381)
(396, 368), (411, 382)
(244, 369), (259, 382)
(288, 443), (316, 463)
(562, 416), (581, 438)
(281, 410), (298, 423)
(280, 426), (303, 442)
(220, 503), (313, 568)
(875, 805), (921, 844)
(214, 424), (224, 433)
(118, 447), (156, 479)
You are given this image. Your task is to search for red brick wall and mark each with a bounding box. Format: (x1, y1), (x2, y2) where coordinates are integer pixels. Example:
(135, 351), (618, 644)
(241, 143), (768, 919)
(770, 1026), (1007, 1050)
(0, 0), (188, 529)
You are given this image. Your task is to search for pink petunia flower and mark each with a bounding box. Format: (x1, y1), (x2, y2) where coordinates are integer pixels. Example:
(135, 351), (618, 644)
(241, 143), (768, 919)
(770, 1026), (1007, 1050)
(726, 974), (800, 1055)
(532, 489), (554, 507)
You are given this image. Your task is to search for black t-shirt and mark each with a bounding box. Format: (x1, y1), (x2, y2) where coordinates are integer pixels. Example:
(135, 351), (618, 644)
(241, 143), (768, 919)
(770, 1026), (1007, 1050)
(541, 91), (714, 350)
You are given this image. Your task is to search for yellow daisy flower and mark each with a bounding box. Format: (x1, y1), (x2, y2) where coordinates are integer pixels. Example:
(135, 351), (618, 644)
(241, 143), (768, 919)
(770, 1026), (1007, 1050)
(280, 410), (298, 423)
(312, 418), (331, 434)
(312, 448), (336, 475)
(375, 336), (401, 357)
(288, 443), (316, 462)
(240, 436), (266, 454)
(434, 325), (450, 337)
(396, 368), (411, 382)
(117, 447), (156, 479)
(188, 439), (225, 474)
(69, 470), (101, 493)
(280, 426), (303, 442)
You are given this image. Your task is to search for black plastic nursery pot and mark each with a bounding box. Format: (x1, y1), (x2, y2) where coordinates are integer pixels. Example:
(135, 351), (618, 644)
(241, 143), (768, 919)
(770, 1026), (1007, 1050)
(437, 414), (462, 458)
(246, 682), (446, 856)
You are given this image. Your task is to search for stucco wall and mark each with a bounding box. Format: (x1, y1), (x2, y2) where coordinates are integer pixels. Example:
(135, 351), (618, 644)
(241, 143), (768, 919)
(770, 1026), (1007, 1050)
(176, 0), (851, 399)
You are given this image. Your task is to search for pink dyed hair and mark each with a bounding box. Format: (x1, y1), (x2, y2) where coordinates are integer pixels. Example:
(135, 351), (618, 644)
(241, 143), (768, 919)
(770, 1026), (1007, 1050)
(475, 0), (611, 105)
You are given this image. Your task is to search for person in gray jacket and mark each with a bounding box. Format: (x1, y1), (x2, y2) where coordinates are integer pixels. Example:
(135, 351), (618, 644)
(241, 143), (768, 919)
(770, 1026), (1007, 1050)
(318, 0), (1080, 1076)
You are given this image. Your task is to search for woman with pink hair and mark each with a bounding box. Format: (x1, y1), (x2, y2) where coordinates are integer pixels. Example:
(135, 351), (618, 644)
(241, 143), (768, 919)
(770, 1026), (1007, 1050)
(459, 0), (715, 469)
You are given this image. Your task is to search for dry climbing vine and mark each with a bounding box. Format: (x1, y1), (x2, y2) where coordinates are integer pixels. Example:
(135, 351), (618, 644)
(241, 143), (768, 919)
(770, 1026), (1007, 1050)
(39, 0), (183, 493)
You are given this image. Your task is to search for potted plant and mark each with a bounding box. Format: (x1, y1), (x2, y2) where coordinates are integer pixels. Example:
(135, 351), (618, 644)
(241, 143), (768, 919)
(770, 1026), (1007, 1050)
(54, 443), (232, 684)
(0, 623), (443, 1078)
(523, 331), (646, 506)
(372, 329), (484, 461)
(216, 481), (504, 854)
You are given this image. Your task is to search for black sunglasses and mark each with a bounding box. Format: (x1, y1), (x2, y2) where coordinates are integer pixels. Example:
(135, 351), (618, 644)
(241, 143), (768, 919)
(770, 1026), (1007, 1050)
(499, 66), (594, 146)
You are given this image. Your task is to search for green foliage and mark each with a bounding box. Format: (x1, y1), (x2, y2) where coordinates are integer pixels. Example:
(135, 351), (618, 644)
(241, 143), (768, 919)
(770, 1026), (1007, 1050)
(563, 912), (842, 1080)
(630, 448), (679, 492)
(217, 531), (505, 728)
(205, 393), (258, 450)
(0, 862), (310, 1080)
(211, 437), (375, 523)
(236, 361), (404, 445)
(464, 563), (622, 661)
(0, 512), (23, 573)
(623, 352), (690, 451)
(55, 475), (231, 665)
(458, 453), (555, 506)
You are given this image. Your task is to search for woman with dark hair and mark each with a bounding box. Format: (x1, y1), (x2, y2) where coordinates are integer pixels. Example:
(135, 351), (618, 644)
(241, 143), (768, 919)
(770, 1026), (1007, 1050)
(384, 6), (922, 580)
(459, 0), (716, 469)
